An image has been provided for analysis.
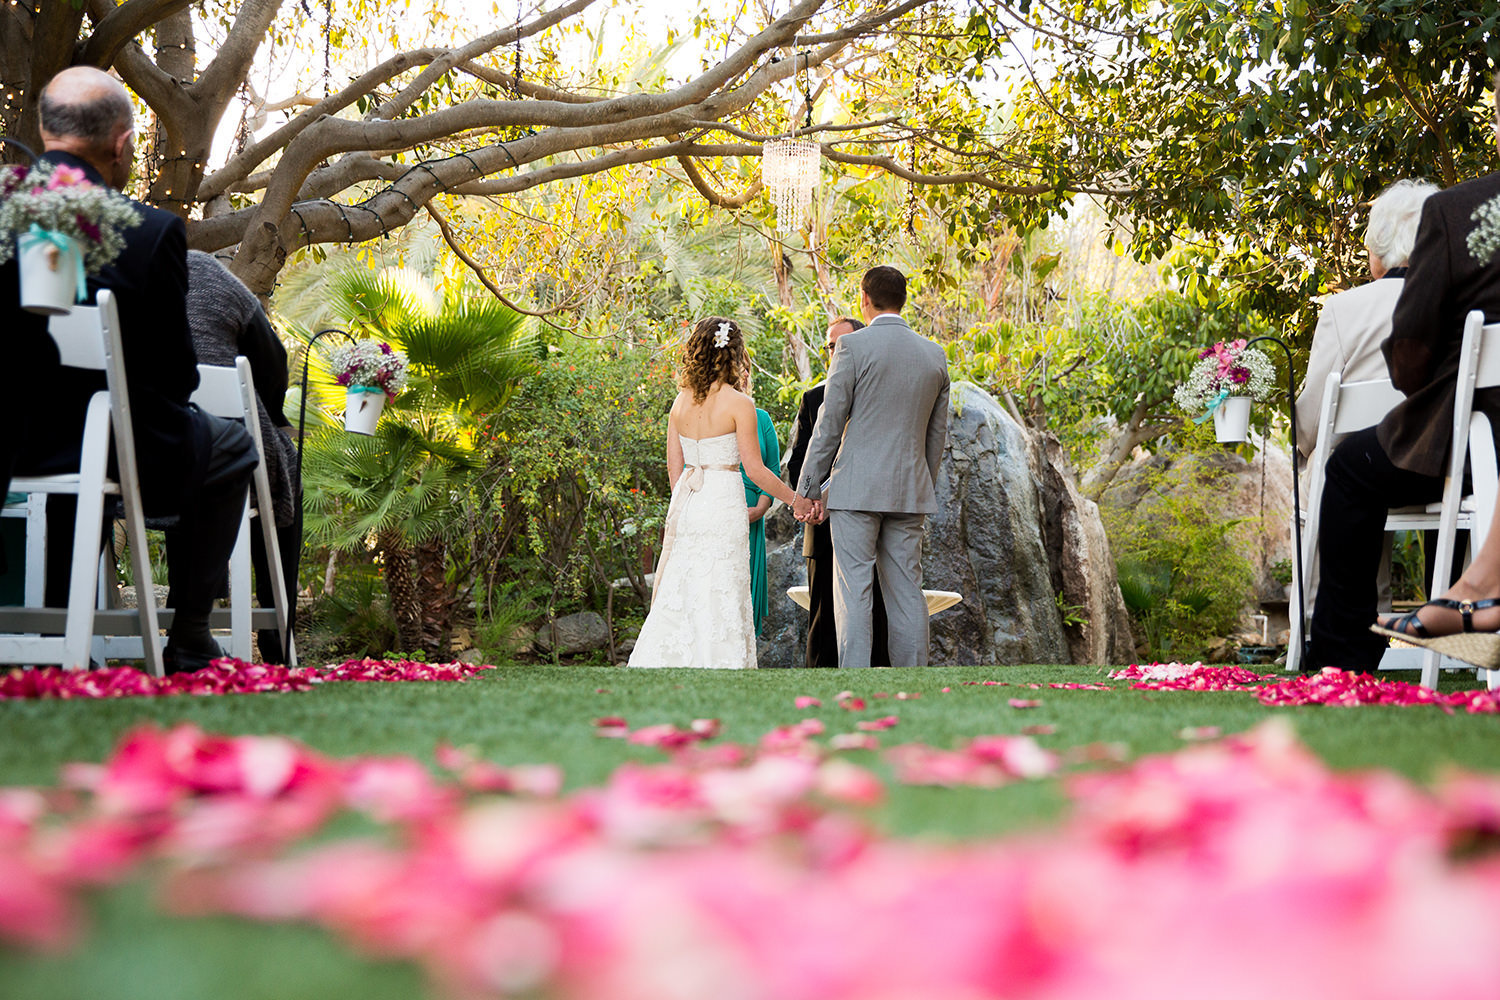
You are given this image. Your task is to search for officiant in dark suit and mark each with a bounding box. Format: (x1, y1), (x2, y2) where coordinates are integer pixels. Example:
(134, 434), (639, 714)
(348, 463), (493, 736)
(1309, 70), (1500, 670)
(785, 315), (889, 668)
(0, 67), (257, 673)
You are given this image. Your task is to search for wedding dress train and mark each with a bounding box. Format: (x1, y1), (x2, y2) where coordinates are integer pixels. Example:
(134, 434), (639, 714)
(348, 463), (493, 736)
(628, 432), (756, 669)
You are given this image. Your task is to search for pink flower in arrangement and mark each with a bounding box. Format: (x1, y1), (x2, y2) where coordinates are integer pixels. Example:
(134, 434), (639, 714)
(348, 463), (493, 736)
(45, 164), (87, 190)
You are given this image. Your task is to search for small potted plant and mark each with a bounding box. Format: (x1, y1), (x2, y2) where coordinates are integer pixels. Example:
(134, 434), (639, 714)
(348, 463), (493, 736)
(330, 339), (408, 434)
(0, 161), (142, 315)
(1174, 338), (1277, 442)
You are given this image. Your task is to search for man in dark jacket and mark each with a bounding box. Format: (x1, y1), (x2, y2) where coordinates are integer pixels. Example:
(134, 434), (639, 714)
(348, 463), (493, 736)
(1309, 70), (1500, 669)
(785, 316), (889, 668)
(0, 67), (256, 673)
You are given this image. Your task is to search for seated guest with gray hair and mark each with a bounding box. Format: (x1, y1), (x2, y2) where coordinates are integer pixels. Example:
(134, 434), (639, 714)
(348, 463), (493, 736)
(1294, 179), (1439, 613)
(0, 67), (257, 674)
(1295, 178), (1439, 456)
(186, 250), (301, 663)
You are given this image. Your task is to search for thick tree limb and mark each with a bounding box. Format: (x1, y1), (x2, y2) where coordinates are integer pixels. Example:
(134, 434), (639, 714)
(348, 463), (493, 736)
(78, 0), (195, 68)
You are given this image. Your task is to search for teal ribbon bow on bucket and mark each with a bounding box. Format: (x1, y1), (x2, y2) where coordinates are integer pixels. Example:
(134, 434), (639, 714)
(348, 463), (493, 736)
(347, 385), (386, 396)
(18, 224), (87, 304)
(1192, 388), (1231, 424)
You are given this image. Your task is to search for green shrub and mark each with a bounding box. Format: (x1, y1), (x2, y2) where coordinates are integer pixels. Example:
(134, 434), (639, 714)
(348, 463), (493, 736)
(299, 562), (399, 661)
(1103, 458), (1257, 661)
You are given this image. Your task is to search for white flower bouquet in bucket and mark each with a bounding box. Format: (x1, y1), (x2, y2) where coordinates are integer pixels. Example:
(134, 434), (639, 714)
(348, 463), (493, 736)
(1173, 338), (1276, 442)
(0, 161), (142, 315)
(331, 339), (409, 434)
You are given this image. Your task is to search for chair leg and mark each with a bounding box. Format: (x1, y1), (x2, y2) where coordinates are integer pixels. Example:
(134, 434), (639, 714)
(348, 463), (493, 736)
(228, 498), (252, 662)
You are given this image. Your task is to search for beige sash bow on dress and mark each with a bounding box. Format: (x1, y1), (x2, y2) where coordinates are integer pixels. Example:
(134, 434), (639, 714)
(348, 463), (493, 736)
(650, 463), (740, 603)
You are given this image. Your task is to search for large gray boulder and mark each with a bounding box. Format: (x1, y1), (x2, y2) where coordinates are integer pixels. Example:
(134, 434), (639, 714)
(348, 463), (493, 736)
(535, 611), (610, 656)
(755, 382), (1129, 667)
(925, 383), (1070, 665)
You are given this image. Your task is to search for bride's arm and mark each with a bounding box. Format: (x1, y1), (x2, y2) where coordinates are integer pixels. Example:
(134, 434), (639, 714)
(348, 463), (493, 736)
(667, 407), (684, 490)
(732, 394), (797, 506)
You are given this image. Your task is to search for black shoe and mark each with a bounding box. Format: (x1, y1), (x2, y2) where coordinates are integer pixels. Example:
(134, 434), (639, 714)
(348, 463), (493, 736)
(162, 638), (225, 676)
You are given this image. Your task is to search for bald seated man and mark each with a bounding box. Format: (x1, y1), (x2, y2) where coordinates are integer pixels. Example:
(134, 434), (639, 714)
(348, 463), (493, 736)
(0, 67), (260, 673)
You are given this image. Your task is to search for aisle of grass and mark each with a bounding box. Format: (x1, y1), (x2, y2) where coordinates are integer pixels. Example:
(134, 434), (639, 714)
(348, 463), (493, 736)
(1, 662), (1497, 1000)
(3, 664), (1497, 837)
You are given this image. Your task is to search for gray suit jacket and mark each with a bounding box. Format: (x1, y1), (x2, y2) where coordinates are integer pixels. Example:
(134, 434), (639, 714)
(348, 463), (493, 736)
(796, 314), (950, 513)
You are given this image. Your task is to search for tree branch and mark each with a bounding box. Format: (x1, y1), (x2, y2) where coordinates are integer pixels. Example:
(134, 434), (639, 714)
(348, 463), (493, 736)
(370, 0), (601, 122)
(673, 151), (763, 208)
(424, 201), (574, 329)
(78, 0), (195, 68)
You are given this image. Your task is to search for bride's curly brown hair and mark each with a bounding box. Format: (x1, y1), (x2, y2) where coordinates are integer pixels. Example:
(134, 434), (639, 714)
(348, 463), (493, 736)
(678, 316), (747, 403)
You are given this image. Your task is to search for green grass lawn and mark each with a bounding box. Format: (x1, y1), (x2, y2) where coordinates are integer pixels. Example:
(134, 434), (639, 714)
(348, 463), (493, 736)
(1, 662), (1497, 999)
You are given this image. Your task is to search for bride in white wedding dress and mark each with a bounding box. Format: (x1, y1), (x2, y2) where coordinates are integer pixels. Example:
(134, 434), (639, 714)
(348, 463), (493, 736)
(629, 317), (810, 669)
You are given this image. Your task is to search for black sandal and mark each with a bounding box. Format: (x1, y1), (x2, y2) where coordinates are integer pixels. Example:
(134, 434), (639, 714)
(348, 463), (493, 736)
(1376, 597), (1500, 639)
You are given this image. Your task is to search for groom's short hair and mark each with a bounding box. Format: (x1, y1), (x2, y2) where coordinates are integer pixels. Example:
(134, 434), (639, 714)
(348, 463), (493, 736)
(862, 266), (907, 312)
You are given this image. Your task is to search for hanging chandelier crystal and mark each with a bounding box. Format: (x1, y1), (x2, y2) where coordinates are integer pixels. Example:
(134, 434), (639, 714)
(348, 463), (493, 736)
(762, 137), (820, 235)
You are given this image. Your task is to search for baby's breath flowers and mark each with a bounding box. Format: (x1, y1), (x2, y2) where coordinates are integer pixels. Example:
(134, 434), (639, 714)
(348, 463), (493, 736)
(1174, 338), (1277, 414)
(330, 340), (409, 398)
(0, 161), (141, 273)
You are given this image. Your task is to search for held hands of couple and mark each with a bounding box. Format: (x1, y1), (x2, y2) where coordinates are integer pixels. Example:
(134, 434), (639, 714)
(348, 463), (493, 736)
(791, 494), (826, 524)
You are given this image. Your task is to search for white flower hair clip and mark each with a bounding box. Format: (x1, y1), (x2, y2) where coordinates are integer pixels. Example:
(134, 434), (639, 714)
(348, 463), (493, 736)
(713, 321), (732, 348)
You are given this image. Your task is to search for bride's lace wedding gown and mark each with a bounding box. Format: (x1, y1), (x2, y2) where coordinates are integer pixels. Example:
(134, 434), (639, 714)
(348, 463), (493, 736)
(629, 432), (757, 669)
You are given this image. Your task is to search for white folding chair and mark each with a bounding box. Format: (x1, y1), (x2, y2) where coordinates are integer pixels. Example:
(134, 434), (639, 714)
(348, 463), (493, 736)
(0, 291), (164, 676)
(189, 359), (294, 665)
(1289, 310), (1500, 689)
(0, 493), (46, 606)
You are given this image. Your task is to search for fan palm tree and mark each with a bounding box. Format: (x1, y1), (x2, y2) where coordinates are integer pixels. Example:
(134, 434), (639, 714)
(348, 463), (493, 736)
(300, 266), (538, 656)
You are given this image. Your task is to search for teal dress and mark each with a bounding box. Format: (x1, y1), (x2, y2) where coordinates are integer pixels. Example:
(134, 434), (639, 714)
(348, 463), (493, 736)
(741, 408), (781, 637)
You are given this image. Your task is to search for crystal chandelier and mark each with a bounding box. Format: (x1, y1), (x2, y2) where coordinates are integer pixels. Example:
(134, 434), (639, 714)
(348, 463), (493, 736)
(762, 137), (820, 235)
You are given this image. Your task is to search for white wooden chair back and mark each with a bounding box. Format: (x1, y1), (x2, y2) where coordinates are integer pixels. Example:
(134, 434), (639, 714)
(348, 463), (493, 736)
(0, 291), (163, 676)
(188, 359), (293, 664)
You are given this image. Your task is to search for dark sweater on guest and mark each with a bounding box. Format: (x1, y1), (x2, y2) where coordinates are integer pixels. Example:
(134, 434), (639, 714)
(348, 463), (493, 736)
(185, 251), (299, 526)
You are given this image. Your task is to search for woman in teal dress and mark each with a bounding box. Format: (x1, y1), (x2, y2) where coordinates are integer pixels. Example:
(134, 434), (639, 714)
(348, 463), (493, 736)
(740, 371), (781, 636)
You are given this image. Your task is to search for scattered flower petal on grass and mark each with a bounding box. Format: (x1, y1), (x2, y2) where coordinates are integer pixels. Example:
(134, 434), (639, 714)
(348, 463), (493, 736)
(794, 696), (821, 709)
(854, 715), (899, 732)
(7, 719), (1500, 1000)
(1008, 698), (1041, 709)
(827, 733), (880, 752)
(1258, 667), (1500, 713)
(0, 659), (497, 701)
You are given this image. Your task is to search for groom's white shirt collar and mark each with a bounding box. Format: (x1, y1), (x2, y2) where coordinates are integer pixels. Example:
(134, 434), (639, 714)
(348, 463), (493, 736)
(871, 312), (901, 322)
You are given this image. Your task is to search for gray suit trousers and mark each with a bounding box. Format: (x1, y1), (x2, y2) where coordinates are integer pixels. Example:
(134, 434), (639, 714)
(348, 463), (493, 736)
(830, 509), (928, 668)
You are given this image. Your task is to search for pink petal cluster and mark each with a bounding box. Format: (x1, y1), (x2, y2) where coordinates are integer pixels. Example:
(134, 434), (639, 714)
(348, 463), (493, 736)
(886, 733), (1059, 787)
(1258, 666), (1500, 713)
(0, 659), (496, 701)
(8, 719), (1500, 1000)
(1109, 661), (1272, 690)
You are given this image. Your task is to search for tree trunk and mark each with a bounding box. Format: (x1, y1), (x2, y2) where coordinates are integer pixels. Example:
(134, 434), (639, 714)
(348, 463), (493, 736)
(378, 529), (422, 654)
(413, 536), (452, 659)
(1080, 401), (1179, 501)
(1, 2), (84, 154)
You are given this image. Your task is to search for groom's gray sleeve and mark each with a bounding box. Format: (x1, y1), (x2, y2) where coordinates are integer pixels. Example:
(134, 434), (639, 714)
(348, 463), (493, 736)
(926, 369), (949, 485)
(798, 338), (856, 497)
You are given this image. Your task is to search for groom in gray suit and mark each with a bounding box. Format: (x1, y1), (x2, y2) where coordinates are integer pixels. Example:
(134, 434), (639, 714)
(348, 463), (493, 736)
(796, 266), (950, 667)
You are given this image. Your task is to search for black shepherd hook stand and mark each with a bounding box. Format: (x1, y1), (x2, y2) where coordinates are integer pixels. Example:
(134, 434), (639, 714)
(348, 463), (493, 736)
(0, 136), (40, 165)
(295, 327), (356, 484)
(1244, 335), (1305, 657)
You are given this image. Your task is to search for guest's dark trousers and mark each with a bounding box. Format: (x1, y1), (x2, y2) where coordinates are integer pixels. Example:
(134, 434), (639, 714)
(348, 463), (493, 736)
(250, 499), (302, 663)
(1308, 426), (1445, 670)
(806, 520), (888, 668)
(42, 415), (255, 630)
